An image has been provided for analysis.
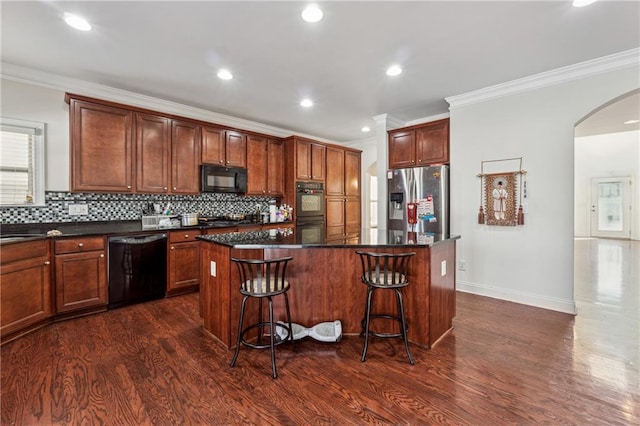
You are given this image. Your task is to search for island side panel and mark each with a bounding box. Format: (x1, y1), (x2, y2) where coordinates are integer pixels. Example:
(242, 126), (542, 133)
(200, 241), (233, 347)
(428, 239), (457, 346)
(266, 246), (432, 347)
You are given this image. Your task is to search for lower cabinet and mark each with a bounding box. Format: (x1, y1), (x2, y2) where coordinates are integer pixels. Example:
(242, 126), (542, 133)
(0, 240), (53, 343)
(54, 237), (107, 315)
(167, 230), (202, 295)
(326, 196), (361, 240)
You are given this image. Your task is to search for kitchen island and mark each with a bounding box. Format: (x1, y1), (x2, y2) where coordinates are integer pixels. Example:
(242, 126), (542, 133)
(198, 229), (459, 349)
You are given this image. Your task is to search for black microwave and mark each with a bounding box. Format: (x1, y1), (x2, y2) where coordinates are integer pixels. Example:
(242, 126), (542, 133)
(201, 164), (248, 193)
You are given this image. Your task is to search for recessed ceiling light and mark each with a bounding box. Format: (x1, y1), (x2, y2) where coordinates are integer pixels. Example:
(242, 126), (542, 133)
(361, 126), (371, 132)
(64, 13), (92, 31)
(623, 119), (639, 125)
(386, 65), (402, 77)
(217, 69), (233, 80)
(572, 0), (598, 7)
(301, 4), (323, 23)
(300, 98), (313, 108)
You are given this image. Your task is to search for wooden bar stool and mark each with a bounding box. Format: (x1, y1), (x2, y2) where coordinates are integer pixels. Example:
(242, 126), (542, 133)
(356, 251), (416, 364)
(230, 256), (295, 378)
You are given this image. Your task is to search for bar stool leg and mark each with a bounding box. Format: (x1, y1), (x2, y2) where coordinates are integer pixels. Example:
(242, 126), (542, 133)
(395, 289), (414, 365)
(257, 297), (264, 345)
(283, 292), (297, 352)
(361, 287), (375, 362)
(230, 295), (248, 368)
(268, 296), (277, 378)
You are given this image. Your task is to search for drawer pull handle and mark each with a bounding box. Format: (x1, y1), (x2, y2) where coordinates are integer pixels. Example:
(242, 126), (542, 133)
(44, 261), (50, 265)
(78, 243), (84, 247)
(184, 234), (189, 238)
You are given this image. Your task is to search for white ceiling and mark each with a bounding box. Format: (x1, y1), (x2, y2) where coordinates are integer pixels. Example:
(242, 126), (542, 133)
(1, 1), (639, 142)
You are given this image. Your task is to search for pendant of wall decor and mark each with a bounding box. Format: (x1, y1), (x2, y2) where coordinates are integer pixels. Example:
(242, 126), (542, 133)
(477, 158), (527, 227)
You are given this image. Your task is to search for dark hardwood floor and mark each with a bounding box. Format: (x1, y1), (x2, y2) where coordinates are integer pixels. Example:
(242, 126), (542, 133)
(2, 239), (638, 425)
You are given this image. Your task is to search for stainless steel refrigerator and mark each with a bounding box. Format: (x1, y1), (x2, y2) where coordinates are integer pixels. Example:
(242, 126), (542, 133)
(387, 165), (449, 235)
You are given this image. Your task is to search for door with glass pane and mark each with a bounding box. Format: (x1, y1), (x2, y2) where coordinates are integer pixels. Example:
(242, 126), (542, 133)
(590, 177), (632, 239)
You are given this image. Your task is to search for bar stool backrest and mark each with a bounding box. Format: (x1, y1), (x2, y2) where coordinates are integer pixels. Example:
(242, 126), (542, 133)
(231, 257), (293, 295)
(356, 251), (415, 288)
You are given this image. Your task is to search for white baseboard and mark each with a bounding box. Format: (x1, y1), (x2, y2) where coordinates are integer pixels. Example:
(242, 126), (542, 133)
(456, 280), (577, 315)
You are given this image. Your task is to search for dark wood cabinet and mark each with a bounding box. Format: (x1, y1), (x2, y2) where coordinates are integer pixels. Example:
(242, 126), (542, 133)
(202, 127), (247, 168)
(247, 135), (284, 196)
(69, 98), (133, 192)
(167, 230), (201, 296)
(295, 139), (325, 182)
(0, 240), (53, 343)
(135, 112), (170, 193)
(388, 118), (449, 169)
(54, 237), (107, 315)
(171, 120), (201, 194)
(326, 147), (361, 239)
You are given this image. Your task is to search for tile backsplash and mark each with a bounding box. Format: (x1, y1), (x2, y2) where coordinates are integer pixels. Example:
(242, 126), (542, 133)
(1, 191), (275, 224)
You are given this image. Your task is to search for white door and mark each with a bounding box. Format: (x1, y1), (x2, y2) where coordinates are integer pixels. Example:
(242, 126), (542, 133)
(590, 177), (632, 239)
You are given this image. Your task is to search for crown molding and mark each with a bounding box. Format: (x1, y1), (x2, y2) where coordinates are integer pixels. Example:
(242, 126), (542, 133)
(445, 48), (640, 110)
(372, 113), (406, 130)
(405, 112), (450, 127)
(0, 62), (324, 140)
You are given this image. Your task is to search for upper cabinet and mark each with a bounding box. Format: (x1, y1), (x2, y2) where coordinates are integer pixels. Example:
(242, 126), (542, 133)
(295, 138), (325, 182)
(247, 135), (284, 196)
(170, 120), (201, 194)
(135, 112), (170, 193)
(388, 118), (449, 169)
(69, 97), (134, 192)
(201, 126), (246, 168)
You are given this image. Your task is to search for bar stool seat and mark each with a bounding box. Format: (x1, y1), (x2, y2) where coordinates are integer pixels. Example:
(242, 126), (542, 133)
(356, 251), (416, 364)
(230, 256), (295, 378)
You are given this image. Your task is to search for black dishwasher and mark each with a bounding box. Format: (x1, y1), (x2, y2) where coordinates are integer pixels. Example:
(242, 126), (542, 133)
(108, 233), (167, 309)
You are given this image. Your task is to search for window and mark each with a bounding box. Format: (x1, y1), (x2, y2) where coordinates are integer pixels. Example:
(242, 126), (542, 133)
(369, 175), (378, 228)
(0, 118), (45, 206)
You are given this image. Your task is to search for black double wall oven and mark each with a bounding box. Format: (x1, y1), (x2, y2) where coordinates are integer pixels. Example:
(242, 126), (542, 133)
(295, 181), (325, 243)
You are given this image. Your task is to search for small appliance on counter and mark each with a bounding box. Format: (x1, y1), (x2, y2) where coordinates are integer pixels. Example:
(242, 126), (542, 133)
(181, 213), (199, 227)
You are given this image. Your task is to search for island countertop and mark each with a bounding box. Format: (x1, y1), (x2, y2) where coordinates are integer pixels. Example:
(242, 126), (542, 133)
(197, 227), (460, 248)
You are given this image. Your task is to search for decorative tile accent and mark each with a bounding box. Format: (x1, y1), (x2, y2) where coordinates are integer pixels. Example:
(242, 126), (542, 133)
(1, 191), (275, 224)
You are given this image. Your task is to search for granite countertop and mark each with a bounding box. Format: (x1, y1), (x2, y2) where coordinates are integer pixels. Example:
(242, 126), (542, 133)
(198, 228), (460, 248)
(0, 220), (290, 245)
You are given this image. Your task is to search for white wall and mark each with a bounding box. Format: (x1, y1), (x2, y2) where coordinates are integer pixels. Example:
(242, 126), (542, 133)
(574, 130), (640, 239)
(449, 66), (640, 314)
(1, 79), (69, 191)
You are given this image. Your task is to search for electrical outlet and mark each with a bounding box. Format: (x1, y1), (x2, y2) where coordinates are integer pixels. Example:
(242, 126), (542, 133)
(210, 261), (216, 277)
(68, 204), (88, 216)
(458, 260), (467, 271)
(441, 260), (447, 276)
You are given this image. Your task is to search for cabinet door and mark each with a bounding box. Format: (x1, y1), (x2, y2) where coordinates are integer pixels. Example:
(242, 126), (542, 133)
(388, 130), (415, 169)
(345, 151), (360, 197)
(171, 120), (201, 194)
(247, 135), (268, 195)
(326, 147), (345, 196)
(55, 251), (107, 313)
(345, 197), (361, 236)
(1, 256), (52, 340)
(201, 126), (225, 165)
(70, 99), (133, 192)
(135, 113), (170, 193)
(168, 241), (200, 294)
(311, 143), (326, 181)
(416, 119), (449, 165)
(267, 139), (284, 196)
(225, 130), (247, 167)
(326, 196), (346, 239)
(296, 140), (311, 180)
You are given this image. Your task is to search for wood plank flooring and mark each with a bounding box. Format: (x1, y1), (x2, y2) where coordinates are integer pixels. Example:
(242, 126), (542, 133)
(1, 238), (638, 425)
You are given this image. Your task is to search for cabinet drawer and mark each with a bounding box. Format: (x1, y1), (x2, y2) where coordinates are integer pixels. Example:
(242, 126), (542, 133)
(1, 240), (49, 265)
(55, 237), (105, 254)
(169, 230), (202, 243)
